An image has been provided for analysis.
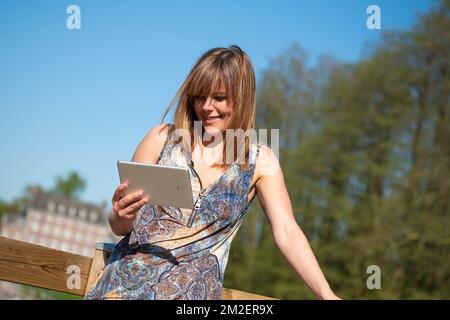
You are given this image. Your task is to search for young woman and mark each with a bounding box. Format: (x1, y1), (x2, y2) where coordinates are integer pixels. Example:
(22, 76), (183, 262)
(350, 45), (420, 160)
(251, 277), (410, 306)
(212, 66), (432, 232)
(86, 45), (340, 300)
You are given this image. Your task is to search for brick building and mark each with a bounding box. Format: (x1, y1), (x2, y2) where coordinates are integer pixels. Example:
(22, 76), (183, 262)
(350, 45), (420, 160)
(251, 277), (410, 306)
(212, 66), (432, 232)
(0, 187), (118, 257)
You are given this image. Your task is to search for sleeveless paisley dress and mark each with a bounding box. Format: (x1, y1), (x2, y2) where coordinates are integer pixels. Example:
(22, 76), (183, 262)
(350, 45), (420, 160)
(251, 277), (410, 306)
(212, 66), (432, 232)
(85, 124), (260, 300)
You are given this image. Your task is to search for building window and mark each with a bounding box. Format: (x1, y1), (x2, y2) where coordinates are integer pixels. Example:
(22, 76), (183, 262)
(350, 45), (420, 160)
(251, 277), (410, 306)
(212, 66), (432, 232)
(68, 207), (77, 217)
(76, 221), (85, 231)
(53, 227), (62, 238)
(85, 224), (94, 234)
(89, 211), (98, 222)
(65, 218), (74, 228)
(79, 209), (87, 219)
(46, 214), (54, 223)
(42, 224), (50, 235)
(64, 229), (72, 240)
(75, 232), (83, 242)
(31, 221), (40, 232)
(34, 210), (42, 220)
(86, 233), (94, 244)
(47, 202), (55, 212)
(58, 204), (66, 214)
(55, 216), (63, 225)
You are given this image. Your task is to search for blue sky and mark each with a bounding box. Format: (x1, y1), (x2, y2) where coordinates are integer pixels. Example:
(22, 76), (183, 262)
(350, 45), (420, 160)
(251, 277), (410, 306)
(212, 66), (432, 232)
(0, 0), (435, 208)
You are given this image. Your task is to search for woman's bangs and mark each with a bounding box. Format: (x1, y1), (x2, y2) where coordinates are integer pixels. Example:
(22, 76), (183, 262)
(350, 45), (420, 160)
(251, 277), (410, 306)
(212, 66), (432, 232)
(188, 66), (227, 98)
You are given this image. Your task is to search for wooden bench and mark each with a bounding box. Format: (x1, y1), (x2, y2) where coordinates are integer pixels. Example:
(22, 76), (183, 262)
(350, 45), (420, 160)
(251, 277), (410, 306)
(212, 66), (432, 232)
(0, 236), (276, 300)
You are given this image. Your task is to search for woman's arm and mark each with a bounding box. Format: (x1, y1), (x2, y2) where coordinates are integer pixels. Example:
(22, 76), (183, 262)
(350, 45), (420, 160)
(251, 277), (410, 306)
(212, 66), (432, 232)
(254, 145), (340, 300)
(108, 123), (170, 236)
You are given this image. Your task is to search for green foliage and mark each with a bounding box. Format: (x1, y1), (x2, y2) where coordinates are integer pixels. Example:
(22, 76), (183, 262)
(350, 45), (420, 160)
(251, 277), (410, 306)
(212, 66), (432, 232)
(21, 285), (82, 300)
(49, 171), (87, 200)
(224, 0), (450, 299)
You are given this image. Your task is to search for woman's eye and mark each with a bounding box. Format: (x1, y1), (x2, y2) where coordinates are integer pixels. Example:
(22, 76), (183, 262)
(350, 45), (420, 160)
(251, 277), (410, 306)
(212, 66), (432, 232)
(214, 96), (227, 101)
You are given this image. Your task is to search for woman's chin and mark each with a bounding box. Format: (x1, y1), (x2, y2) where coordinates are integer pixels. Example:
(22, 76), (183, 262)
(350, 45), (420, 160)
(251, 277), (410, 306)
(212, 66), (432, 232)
(202, 123), (225, 135)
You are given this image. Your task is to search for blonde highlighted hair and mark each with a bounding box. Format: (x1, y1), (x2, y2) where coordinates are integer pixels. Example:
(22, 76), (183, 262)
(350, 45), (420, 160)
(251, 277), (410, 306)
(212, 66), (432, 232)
(161, 45), (257, 170)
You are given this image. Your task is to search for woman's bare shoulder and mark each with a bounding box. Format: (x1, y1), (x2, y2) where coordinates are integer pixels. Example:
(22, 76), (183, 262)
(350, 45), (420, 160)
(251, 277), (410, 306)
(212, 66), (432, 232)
(131, 123), (173, 163)
(254, 143), (281, 182)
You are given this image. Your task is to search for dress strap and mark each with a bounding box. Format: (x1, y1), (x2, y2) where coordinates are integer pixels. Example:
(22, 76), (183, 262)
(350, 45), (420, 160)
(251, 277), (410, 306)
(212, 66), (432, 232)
(156, 123), (176, 164)
(249, 142), (260, 165)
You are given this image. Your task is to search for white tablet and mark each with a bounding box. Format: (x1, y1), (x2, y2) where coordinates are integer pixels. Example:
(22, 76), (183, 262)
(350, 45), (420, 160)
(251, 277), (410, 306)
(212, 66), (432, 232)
(117, 160), (195, 209)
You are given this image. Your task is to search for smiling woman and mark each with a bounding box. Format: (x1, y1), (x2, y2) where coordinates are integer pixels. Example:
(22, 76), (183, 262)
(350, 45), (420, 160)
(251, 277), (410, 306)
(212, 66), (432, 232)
(84, 45), (340, 300)
(163, 45), (257, 172)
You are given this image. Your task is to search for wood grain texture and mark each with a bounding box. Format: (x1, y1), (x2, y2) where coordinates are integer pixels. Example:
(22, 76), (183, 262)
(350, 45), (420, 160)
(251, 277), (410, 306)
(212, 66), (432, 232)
(83, 245), (113, 298)
(0, 236), (91, 296)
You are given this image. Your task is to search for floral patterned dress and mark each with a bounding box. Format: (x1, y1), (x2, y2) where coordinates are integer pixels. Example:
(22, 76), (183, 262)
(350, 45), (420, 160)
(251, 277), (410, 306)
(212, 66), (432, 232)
(85, 124), (260, 300)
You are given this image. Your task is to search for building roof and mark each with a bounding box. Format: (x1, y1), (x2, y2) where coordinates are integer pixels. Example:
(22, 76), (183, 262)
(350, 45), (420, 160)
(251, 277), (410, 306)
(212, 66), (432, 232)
(28, 187), (108, 225)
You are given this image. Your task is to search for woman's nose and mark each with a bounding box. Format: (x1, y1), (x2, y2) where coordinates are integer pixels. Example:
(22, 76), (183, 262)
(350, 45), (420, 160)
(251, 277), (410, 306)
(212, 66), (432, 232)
(203, 97), (216, 110)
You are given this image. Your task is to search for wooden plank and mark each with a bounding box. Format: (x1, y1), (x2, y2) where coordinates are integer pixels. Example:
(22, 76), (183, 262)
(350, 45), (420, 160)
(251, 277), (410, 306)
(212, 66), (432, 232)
(84, 244), (114, 298)
(0, 236), (91, 296)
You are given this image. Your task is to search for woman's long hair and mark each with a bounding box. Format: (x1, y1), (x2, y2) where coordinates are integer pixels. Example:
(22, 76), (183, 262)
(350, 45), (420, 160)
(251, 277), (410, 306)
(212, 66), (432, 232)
(161, 45), (256, 171)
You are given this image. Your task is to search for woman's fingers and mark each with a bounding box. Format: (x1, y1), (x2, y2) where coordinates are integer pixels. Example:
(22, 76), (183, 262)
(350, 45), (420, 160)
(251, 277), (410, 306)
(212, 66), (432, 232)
(112, 190), (149, 218)
(111, 180), (151, 219)
(112, 182), (129, 203)
(122, 198), (149, 216)
(118, 190), (144, 208)
(113, 190), (141, 214)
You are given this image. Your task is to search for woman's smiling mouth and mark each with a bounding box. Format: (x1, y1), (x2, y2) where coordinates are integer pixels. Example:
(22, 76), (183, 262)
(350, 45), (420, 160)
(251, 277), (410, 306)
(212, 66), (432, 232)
(204, 115), (224, 123)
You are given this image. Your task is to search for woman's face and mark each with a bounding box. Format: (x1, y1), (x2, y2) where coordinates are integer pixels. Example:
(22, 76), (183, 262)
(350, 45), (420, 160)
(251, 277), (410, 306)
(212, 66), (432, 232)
(193, 83), (233, 134)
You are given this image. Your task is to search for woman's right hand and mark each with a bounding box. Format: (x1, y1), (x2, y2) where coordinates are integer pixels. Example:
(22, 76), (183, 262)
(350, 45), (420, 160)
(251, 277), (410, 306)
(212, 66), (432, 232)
(111, 182), (149, 222)
(109, 182), (150, 236)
